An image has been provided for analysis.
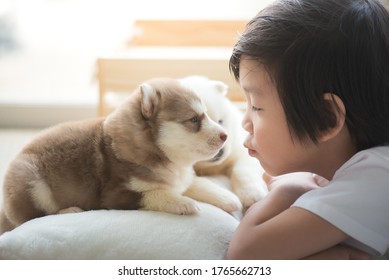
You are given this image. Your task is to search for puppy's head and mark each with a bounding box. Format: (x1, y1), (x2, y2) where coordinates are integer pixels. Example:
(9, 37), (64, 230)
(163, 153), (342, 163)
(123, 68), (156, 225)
(105, 78), (227, 165)
(142, 78), (228, 165)
(179, 76), (235, 167)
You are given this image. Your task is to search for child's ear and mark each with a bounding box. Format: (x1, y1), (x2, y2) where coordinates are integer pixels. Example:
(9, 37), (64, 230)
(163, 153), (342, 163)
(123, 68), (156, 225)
(318, 93), (346, 142)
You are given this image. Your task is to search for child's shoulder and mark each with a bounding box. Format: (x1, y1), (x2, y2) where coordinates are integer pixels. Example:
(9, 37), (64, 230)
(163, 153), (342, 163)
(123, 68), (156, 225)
(352, 146), (389, 162)
(336, 145), (389, 178)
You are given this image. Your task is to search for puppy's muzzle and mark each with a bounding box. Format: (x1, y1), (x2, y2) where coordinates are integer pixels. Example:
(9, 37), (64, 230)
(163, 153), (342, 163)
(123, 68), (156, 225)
(208, 132), (228, 147)
(220, 133), (227, 142)
(211, 148), (224, 162)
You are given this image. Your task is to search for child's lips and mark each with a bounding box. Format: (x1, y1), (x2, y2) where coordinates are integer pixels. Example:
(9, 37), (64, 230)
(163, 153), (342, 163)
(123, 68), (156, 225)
(247, 148), (257, 157)
(243, 142), (256, 156)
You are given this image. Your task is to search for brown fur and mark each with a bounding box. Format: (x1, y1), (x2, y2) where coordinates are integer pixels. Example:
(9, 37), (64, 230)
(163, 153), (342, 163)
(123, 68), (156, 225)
(1, 78), (241, 234)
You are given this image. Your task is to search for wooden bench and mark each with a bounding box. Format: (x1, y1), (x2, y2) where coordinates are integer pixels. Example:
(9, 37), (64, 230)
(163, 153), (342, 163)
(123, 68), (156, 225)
(96, 20), (247, 116)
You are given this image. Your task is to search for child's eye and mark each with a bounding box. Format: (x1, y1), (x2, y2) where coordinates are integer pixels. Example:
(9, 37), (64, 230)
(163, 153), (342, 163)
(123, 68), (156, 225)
(251, 106), (262, 112)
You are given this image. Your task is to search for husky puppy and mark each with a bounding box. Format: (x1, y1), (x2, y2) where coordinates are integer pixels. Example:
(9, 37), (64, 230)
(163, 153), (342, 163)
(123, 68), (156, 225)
(0, 78), (242, 234)
(179, 76), (267, 209)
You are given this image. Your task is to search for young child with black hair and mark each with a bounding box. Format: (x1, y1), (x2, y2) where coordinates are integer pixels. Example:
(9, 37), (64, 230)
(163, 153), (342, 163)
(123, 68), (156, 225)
(227, 0), (389, 259)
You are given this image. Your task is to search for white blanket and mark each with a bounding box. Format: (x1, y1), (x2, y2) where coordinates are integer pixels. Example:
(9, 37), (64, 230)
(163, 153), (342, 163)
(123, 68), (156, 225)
(0, 202), (239, 260)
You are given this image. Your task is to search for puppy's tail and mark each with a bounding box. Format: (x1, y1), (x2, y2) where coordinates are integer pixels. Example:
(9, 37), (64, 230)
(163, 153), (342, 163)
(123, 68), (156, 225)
(0, 209), (15, 235)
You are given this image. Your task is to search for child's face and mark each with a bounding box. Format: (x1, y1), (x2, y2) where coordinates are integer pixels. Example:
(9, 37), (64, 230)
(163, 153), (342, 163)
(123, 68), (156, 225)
(240, 57), (321, 176)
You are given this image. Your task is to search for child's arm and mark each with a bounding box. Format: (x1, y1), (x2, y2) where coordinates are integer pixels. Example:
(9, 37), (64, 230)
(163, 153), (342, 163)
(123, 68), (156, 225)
(303, 244), (371, 260)
(227, 172), (349, 259)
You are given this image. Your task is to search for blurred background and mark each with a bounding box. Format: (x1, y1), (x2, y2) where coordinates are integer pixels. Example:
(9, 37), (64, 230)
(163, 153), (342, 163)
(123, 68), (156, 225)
(0, 0), (275, 128)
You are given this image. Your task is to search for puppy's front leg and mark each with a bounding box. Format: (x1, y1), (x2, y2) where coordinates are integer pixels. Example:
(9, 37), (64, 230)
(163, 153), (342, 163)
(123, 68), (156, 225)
(141, 189), (200, 215)
(185, 176), (242, 213)
(230, 157), (268, 208)
(57, 206), (84, 214)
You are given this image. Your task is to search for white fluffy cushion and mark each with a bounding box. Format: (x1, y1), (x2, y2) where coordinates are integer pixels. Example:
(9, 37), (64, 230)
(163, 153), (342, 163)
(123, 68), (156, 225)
(0, 202), (239, 260)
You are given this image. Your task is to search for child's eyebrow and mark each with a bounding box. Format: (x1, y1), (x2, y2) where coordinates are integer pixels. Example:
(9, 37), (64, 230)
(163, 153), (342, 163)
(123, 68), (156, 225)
(242, 85), (263, 96)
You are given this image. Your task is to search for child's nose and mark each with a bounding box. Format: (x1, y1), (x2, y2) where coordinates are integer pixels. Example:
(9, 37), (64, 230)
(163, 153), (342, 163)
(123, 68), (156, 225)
(241, 112), (253, 133)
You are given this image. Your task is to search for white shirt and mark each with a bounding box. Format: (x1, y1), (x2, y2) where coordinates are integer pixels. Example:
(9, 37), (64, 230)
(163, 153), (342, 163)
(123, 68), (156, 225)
(293, 146), (389, 256)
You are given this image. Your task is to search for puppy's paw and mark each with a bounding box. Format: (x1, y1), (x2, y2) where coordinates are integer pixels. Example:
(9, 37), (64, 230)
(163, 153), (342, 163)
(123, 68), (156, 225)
(234, 185), (264, 208)
(143, 195), (200, 215)
(214, 192), (242, 213)
(173, 197), (200, 215)
(57, 206), (84, 214)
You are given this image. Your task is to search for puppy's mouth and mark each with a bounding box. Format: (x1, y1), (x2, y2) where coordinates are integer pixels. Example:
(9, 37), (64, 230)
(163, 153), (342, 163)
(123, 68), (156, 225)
(210, 148), (224, 162)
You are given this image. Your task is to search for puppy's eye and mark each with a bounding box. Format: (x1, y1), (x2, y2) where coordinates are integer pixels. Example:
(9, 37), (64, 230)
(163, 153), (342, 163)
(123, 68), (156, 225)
(218, 119), (223, 125)
(190, 116), (199, 123)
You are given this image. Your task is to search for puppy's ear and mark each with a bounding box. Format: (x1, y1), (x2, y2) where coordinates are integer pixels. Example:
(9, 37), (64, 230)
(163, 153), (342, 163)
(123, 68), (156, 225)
(140, 83), (158, 119)
(213, 81), (228, 96)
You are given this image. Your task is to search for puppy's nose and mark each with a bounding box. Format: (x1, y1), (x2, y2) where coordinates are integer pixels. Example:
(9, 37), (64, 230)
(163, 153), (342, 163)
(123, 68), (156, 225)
(220, 133), (227, 142)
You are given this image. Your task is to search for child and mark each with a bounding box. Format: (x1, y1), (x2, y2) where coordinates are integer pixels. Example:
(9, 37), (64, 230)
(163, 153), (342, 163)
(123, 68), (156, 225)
(227, 0), (389, 259)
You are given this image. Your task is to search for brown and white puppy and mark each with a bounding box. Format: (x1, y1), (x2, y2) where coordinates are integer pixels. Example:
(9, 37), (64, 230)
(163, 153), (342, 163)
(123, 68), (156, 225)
(0, 78), (242, 234)
(179, 76), (268, 209)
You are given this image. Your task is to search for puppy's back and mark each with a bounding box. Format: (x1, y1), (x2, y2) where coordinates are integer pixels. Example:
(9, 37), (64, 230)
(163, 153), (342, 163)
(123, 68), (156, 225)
(2, 118), (106, 228)
(21, 118), (105, 173)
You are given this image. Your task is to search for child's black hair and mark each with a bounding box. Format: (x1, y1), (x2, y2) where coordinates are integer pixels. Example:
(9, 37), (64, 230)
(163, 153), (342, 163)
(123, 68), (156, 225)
(230, 0), (389, 150)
